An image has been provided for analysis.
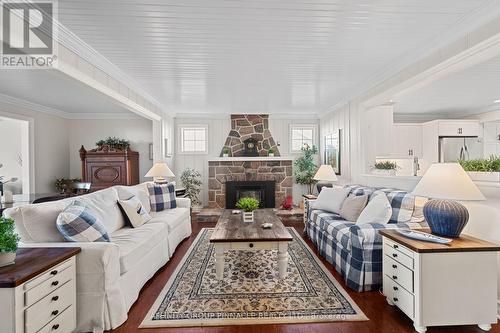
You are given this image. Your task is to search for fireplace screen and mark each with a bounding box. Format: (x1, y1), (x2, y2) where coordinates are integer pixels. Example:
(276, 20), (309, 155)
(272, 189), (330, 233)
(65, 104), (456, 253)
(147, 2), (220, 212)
(226, 181), (275, 209)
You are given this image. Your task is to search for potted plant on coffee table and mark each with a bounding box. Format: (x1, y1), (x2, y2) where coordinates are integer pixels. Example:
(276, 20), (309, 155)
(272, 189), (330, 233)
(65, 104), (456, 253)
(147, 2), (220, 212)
(0, 217), (20, 267)
(236, 197), (260, 222)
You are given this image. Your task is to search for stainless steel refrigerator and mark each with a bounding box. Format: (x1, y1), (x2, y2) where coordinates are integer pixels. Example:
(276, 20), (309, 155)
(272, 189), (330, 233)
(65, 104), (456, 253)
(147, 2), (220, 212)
(439, 136), (483, 162)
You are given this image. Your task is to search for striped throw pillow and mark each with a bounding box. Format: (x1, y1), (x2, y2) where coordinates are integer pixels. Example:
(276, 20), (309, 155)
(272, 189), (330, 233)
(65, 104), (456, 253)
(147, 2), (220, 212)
(147, 183), (177, 212)
(56, 201), (110, 242)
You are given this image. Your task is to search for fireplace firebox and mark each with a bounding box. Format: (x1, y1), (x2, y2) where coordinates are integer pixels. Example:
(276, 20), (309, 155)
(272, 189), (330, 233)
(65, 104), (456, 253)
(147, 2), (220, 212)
(225, 181), (275, 209)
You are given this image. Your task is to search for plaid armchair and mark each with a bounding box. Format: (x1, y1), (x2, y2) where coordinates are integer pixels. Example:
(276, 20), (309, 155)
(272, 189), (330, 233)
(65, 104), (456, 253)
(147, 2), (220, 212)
(305, 185), (425, 292)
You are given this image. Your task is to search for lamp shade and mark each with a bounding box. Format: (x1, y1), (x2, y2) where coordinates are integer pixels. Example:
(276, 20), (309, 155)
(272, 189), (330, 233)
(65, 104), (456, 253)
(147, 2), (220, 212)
(145, 163), (175, 178)
(313, 165), (338, 182)
(412, 163), (485, 201)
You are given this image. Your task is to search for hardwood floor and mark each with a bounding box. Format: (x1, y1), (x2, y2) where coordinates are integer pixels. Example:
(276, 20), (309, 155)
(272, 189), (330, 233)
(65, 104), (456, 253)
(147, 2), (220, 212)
(108, 217), (500, 333)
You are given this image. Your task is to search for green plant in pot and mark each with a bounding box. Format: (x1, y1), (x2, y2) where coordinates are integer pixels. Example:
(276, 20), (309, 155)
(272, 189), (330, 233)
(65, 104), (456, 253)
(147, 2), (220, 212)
(268, 148), (275, 157)
(0, 217), (20, 267)
(293, 144), (318, 194)
(180, 168), (202, 209)
(372, 161), (398, 176)
(222, 147), (230, 157)
(236, 197), (260, 222)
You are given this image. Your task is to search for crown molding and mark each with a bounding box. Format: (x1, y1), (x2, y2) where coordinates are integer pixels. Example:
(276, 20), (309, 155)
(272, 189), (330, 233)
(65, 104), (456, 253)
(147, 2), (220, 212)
(173, 112), (320, 120)
(0, 93), (140, 120)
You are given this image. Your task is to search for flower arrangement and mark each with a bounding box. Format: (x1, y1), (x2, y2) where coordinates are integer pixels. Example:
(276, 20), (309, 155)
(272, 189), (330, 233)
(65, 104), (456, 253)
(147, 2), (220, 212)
(0, 217), (19, 253)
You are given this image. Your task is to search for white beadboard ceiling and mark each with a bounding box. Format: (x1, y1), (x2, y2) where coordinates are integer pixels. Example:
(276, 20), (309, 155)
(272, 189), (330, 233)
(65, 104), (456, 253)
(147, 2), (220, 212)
(393, 55), (500, 118)
(55, 0), (499, 115)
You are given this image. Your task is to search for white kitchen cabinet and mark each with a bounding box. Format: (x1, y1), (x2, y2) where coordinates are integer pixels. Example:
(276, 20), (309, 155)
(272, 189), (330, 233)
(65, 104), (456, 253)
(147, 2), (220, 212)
(391, 124), (422, 158)
(438, 120), (480, 137)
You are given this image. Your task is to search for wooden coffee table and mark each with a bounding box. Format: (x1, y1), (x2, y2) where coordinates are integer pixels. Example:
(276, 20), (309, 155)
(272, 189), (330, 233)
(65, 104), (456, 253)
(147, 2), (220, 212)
(210, 209), (293, 280)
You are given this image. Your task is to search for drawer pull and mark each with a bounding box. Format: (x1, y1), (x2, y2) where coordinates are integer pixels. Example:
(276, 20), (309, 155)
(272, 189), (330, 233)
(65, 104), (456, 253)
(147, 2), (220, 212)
(52, 324), (60, 330)
(393, 245), (399, 249)
(52, 310), (59, 316)
(51, 281), (59, 286)
(393, 297), (399, 302)
(392, 253), (398, 258)
(393, 286), (398, 291)
(50, 270), (58, 275)
(392, 275), (398, 280)
(52, 295), (59, 301)
(392, 264), (397, 269)
(249, 243), (254, 248)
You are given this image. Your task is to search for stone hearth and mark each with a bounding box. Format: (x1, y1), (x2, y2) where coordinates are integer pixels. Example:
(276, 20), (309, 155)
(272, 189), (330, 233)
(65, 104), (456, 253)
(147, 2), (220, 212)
(220, 115), (280, 157)
(208, 160), (293, 208)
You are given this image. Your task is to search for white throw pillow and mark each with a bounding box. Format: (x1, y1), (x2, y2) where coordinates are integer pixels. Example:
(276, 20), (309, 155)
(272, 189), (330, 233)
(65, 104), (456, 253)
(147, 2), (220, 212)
(118, 196), (152, 228)
(356, 193), (392, 225)
(312, 187), (350, 214)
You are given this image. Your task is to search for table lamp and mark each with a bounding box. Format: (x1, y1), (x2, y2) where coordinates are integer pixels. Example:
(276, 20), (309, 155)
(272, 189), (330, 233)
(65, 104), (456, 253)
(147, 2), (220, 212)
(411, 163), (485, 237)
(313, 165), (338, 193)
(145, 162), (175, 184)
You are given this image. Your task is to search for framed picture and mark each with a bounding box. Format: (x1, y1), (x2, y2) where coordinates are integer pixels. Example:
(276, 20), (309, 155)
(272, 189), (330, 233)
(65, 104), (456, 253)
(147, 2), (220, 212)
(149, 143), (154, 160)
(324, 130), (341, 175)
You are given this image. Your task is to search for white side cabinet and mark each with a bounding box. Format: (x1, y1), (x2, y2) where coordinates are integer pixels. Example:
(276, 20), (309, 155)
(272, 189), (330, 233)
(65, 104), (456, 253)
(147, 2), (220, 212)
(380, 230), (499, 333)
(0, 247), (80, 333)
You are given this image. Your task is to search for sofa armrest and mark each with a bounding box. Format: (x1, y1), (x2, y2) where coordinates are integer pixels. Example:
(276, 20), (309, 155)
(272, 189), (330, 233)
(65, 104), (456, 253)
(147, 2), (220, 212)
(21, 241), (127, 330)
(176, 197), (191, 208)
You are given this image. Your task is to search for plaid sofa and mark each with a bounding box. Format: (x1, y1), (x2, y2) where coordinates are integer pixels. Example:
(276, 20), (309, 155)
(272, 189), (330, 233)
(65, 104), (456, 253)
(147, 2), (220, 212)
(306, 185), (425, 292)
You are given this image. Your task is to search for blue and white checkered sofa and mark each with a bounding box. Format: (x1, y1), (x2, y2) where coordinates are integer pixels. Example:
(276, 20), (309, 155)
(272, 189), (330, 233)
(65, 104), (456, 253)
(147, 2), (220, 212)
(306, 185), (425, 292)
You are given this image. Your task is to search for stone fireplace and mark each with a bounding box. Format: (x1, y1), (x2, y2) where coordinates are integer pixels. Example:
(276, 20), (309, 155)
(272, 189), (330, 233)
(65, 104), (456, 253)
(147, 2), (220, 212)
(208, 160), (293, 208)
(208, 114), (292, 209)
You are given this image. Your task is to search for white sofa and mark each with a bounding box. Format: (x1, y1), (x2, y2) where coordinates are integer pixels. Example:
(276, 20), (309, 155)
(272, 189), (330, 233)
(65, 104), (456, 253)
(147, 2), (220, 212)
(4, 183), (192, 333)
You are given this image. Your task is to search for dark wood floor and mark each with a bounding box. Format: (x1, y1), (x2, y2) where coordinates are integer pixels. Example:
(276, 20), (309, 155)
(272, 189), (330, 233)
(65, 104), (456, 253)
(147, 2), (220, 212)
(109, 217), (500, 333)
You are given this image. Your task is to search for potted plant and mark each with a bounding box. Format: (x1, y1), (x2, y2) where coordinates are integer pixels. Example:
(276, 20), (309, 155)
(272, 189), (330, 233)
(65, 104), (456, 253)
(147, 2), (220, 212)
(459, 156), (500, 182)
(293, 144), (318, 194)
(95, 137), (131, 150)
(268, 148), (275, 157)
(371, 161), (398, 176)
(54, 178), (82, 194)
(236, 197), (260, 222)
(180, 168), (203, 211)
(222, 147), (230, 158)
(0, 217), (20, 267)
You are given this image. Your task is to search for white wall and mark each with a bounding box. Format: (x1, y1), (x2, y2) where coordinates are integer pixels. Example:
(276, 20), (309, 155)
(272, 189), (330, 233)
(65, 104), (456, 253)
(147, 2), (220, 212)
(174, 115), (319, 206)
(0, 102), (69, 193)
(0, 118), (25, 194)
(68, 118), (153, 183)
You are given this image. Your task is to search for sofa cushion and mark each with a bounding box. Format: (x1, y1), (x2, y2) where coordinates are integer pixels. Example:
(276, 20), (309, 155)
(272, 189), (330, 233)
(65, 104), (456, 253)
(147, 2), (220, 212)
(118, 196), (152, 228)
(78, 187), (126, 233)
(344, 185), (376, 197)
(312, 187), (350, 214)
(339, 194), (368, 221)
(56, 201), (110, 242)
(374, 189), (415, 223)
(357, 193), (392, 225)
(148, 208), (190, 232)
(110, 222), (168, 274)
(116, 183), (152, 214)
(147, 183), (177, 212)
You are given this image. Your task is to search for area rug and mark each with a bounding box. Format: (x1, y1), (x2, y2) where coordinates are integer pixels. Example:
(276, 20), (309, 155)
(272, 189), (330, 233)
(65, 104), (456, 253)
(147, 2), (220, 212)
(140, 228), (367, 327)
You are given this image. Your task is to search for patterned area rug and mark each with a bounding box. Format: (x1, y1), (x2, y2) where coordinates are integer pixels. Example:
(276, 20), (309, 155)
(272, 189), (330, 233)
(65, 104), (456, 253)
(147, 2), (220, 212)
(141, 228), (367, 327)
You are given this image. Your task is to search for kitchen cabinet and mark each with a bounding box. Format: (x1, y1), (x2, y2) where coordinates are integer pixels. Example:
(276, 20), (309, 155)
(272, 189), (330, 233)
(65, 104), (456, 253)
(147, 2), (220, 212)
(438, 120), (480, 137)
(391, 124), (422, 158)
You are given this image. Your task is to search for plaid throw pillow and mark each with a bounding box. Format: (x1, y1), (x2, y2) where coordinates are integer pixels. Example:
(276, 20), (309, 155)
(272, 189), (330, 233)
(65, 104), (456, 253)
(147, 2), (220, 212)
(147, 183), (177, 212)
(373, 189), (415, 223)
(56, 201), (110, 242)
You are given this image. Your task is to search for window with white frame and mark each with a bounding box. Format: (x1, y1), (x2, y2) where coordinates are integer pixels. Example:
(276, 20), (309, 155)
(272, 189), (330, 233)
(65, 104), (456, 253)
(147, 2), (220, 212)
(179, 125), (208, 153)
(290, 125), (316, 152)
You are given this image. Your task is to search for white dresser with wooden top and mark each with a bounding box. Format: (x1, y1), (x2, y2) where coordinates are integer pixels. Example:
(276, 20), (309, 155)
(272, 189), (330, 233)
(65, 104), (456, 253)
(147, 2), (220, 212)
(0, 247), (81, 333)
(380, 229), (500, 333)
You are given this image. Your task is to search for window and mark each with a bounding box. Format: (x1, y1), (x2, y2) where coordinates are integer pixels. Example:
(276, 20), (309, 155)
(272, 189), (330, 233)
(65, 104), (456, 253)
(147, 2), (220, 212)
(290, 125), (316, 152)
(179, 125), (208, 154)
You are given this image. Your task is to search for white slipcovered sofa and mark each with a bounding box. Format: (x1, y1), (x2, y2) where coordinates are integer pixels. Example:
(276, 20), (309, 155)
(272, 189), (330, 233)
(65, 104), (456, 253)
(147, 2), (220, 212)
(4, 183), (192, 333)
